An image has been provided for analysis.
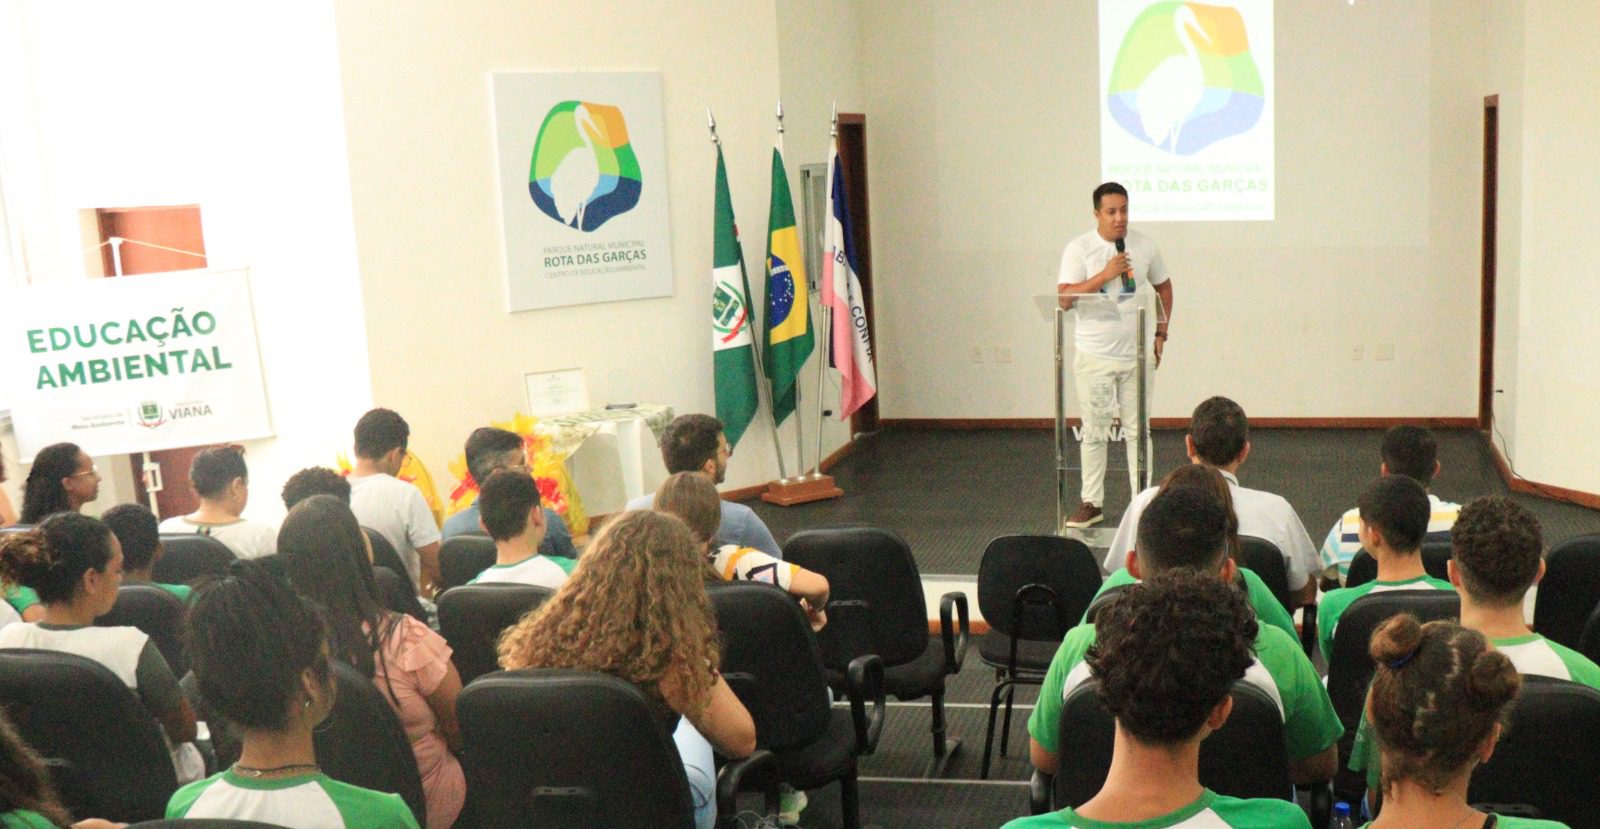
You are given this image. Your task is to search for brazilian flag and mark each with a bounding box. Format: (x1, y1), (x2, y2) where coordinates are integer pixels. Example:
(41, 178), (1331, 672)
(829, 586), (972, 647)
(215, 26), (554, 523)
(763, 145), (813, 424)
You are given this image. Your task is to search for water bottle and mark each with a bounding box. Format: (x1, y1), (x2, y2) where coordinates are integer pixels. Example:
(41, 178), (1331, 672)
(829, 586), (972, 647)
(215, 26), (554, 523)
(1331, 801), (1354, 829)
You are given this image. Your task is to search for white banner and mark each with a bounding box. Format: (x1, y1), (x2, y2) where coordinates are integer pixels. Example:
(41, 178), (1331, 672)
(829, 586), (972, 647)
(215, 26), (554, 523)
(1, 268), (273, 461)
(1099, 0), (1274, 221)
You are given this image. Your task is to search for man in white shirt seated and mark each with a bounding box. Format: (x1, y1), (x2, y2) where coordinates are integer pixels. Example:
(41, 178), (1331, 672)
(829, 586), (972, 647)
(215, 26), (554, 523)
(346, 408), (441, 594)
(158, 446), (277, 560)
(1317, 425), (1460, 586)
(1103, 396), (1320, 610)
(624, 414), (782, 559)
(467, 469), (575, 589)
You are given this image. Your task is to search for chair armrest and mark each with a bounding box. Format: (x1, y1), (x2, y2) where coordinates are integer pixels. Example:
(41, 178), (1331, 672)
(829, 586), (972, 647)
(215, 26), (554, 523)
(1029, 770), (1054, 815)
(1300, 600), (1318, 659)
(716, 749), (780, 829)
(845, 654), (886, 755)
(940, 591), (970, 674)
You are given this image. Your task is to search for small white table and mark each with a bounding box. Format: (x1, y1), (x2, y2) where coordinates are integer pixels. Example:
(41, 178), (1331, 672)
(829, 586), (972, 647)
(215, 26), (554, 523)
(538, 405), (673, 517)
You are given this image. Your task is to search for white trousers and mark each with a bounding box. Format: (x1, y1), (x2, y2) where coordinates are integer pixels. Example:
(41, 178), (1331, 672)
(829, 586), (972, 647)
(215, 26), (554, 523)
(1073, 351), (1154, 507)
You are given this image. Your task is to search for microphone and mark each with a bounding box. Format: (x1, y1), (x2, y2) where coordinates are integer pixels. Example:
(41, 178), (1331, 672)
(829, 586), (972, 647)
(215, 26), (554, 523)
(1114, 238), (1134, 292)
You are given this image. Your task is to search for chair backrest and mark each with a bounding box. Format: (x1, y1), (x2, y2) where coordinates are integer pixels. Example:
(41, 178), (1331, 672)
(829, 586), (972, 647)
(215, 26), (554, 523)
(783, 527), (929, 669)
(707, 581), (835, 751)
(439, 535), (498, 594)
(1534, 534), (1600, 649)
(1236, 535), (1291, 615)
(1054, 678), (1292, 807)
(1082, 584), (1135, 625)
(458, 668), (696, 828)
(1326, 590), (1460, 730)
(0, 648), (178, 822)
(315, 660), (427, 828)
(372, 566), (427, 623)
(362, 527), (415, 588)
(977, 535), (1102, 641)
(153, 533), (237, 585)
(1580, 601), (1600, 666)
(437, 583), (556, 684)
(1468, 676), (1600, 829)
(1346, 543), (1453, 589)
(96, 584), (189, 677)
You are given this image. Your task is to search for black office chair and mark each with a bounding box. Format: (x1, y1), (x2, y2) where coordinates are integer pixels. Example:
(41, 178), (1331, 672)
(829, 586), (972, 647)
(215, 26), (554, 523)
(1533, 534), (1600, 649)
(437, 583), (556, 684)
(1580, 601), (1600, 665)
(1345, 542), (1453, 589)
(1469, 676), (1600, 829)
(458, 668), (781, 829)
(96, 583), (190, 677)
(1081, 583), (1135, 624)
(709, 581), (884, 829)
(784, 527), (964, 777)
(315, 660), (427, 828)
(0, 648), (177, 821)
(1236, 535), (1292, 615)
(439, 535), (498, 593)
(154, 534), (236, 585)
(975, 535), (1101, 779)
(1030, 678), (1293, 813)
(1325, 590), (1459, 804)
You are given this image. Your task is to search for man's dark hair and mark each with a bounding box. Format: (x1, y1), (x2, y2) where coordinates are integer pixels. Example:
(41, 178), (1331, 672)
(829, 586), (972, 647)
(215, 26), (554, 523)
(465, 427), (525, 488)
(101, 503), (161, 572)
(1357, 475), (1431, 553)
(1087, 570), (1257, 745)
(189, 446), (248, 499)
(659, 414), (724, 474)
(1093, 182), (1129, 211)
(1136, 485), (1230, 575)
(353, 408), (409, 460)
(281, 467), (351, 510)
(189, 560), (332, 730)
(1451, 496), (1543, 607)
(1190, 396), (1249, 467)
(1382, 426), (1439, 486)
(478, 470), (542, 542)
(20, 442), (83, 524)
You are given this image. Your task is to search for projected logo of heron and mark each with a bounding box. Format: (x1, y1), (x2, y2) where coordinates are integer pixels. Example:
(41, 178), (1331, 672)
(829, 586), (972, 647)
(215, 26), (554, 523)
(528, 101), (642, 231)
(1108, 2), (1263, 155)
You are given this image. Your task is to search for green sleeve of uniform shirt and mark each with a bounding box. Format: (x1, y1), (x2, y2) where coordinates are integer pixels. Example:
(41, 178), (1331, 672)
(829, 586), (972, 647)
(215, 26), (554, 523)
(1237, 568), (1298, 642)
(0, 811), (58, 829)
(1550, 639), (1600, 690)
(3, 584), (40, 614)
(552, 555), (578, 575)
(1254, 626), (1344, 760)
(1316, 584), (1367, 662)
(1026, 624), (1099, 756)
(321, 777), (421, 829)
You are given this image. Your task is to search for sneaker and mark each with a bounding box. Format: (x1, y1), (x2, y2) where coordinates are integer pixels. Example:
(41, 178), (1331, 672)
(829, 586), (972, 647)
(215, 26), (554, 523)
(778, 784), (808, 825)
(1064, 501), (1103, 528)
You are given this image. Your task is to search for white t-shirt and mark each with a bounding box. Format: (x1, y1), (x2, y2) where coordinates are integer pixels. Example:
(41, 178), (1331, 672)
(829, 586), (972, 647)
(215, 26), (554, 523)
(0, 600), (20, 630)
(349, 473), (441, 586)
(468, 554), (577, 590)
(158, 515), (278, 560)
(1057, 227), (1169, 362)
(1104, 469), (1320, 591)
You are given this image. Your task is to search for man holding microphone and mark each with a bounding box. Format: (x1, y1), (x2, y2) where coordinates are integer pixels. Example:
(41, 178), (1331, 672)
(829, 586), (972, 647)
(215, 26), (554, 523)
(1056, 182), (1174, 528)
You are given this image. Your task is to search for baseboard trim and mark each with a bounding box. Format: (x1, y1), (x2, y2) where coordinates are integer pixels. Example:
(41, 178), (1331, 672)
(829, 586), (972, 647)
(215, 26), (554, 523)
(1484, 432), (1600, 510)
(819, 440), (857, 474)
(931, 618), (991, 636)
(880, 416), (1481, 430)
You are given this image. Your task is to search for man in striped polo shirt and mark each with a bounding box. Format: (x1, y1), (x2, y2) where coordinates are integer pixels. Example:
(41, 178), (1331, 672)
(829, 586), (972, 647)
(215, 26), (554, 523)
(1318, 425), (1460, 586)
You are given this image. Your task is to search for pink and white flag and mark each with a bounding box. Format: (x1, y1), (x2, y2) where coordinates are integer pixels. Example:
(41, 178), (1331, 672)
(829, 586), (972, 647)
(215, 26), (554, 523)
(821, 138), (877, 419)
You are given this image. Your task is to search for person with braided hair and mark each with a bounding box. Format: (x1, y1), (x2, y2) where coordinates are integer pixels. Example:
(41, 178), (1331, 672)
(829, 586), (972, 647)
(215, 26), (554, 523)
(1004, 571), (1309, 828)
(1358, 615), (1566, 828)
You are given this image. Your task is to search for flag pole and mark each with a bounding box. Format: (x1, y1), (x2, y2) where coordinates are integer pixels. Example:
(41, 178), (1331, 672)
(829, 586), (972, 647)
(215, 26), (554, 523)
(710, 107), (789, 481)
(812, 104), (839, 478)
(776, 98), (807, 479)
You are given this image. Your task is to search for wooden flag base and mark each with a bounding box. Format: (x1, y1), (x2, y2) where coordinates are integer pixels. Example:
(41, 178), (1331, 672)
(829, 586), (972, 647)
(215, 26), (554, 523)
(761, 474), (844, 506)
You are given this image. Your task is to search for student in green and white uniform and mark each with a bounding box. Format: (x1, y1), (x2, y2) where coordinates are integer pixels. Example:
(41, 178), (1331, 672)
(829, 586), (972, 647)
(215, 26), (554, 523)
(1005, 571), (1310, 829)
(1352, 496), (1600, 798)
(1357, 615), (1569, 829)
(102, 504), (194, 602)
(1, 583), (39, 623)
(465, 470), (577, 589)
(1317, 476), (1454, 659)
(1030, 486), (1342, 786)
(171, 560), (419, 829)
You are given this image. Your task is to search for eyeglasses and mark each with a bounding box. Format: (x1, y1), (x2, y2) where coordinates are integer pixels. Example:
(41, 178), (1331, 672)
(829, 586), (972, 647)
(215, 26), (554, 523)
(69, 466), (100, 479)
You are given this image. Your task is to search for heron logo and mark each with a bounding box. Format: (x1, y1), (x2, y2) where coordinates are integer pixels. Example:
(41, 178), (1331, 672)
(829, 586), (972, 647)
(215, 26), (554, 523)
(528, 101), (643, 232)
(1108, 2), (1264, 155)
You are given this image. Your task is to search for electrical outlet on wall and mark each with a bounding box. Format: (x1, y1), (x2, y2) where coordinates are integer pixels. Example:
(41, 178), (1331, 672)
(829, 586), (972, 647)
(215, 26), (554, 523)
(1375, 343), (1395, 361)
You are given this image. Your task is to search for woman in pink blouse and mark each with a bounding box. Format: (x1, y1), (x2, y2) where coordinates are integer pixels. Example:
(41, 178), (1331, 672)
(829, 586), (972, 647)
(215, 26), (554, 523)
(278, 495), (465, 829)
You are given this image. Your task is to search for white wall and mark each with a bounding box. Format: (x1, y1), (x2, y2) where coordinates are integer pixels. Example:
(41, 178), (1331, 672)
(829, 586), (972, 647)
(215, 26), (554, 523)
(333, 0), (862, 498)
(859, 1), (1485, 420)
(3, 0), (373, 523)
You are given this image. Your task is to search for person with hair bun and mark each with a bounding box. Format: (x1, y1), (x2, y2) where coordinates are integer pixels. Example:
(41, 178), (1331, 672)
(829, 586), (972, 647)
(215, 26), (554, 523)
(158, 445), (277, 560)
(1005, 571), (1309, 828)
(168, 559), (418, 828)
(1359, 615), (1565, 828)
(0, 513), (199, 780)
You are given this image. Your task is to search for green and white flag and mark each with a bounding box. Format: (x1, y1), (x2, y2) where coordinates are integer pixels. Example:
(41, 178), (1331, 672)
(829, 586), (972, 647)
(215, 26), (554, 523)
(711, 146), (760, 448)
